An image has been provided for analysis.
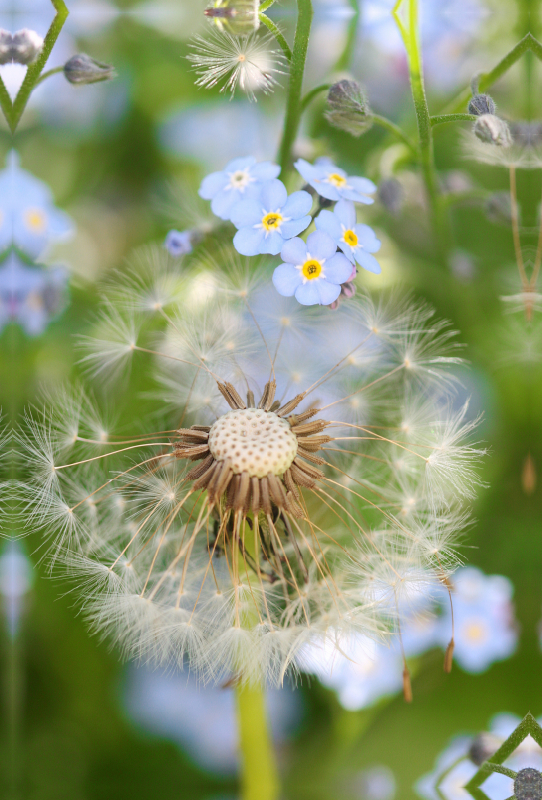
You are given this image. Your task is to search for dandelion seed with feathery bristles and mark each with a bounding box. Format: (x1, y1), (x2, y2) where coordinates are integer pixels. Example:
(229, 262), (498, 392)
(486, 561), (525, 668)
(188, 29), (286, 102)
(19, 247), (485, 687)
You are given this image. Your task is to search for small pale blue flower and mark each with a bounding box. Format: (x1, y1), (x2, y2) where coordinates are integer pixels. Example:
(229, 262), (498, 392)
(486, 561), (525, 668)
(231, 179), (312, 256)
(315, 199), (381, 274)
(273, 230), (353, 306)
(199, 156), (280, 221)
(165, 229), (193, 257)
(0, 151), (74, 260)
(295, 157), (376, 204)
(0, 252), (67, 336)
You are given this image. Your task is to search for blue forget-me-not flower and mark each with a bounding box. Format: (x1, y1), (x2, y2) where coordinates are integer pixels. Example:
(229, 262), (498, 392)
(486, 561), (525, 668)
(165, 229), (194, 257)
(273, 230), (353, 306)
(315, 199), (382, 274)
(199, 155), (280, 221)
(0, 151), (74, 261)
(295, 157), (377, 204)
(0, 252), (68, 336)
(231, 178), (312, 256)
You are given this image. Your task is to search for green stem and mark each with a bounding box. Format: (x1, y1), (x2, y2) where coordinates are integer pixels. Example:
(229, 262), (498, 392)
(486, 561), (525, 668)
(235, 682), (279, 800)
(278, 0), (314, 177)
(372, 114), (417, 152)
(430, 113), (477, 127)
(259, 13), (292, 62)
(300, 83), (330, 112)
(7, 0), (69, 132)
(259, 0), (277, 11)
(333, 0), (360, 72)
(35, 65), (65, 86)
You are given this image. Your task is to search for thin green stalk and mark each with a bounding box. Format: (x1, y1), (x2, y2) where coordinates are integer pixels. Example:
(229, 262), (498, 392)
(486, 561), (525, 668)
(301, 83), (330, 112)
(235, 519), (280, 800)
(278, 0), (314, 177)
(259, 13), (292, 61)
(259, 0), (277, 11)
(372, 114), (417, 153)
(430, 113), (476, 127)
(333, 0), (360, 72)
(236, 681), (279, 800)
(35, 66), (65, 86)
(8, 0), (69, 131)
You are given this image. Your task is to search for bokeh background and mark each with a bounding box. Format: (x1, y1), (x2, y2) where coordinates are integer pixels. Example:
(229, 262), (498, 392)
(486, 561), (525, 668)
(1, 0), (542, 798)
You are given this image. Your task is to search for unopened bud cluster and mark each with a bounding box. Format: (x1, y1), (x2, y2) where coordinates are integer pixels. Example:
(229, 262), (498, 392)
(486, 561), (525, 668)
(469, 92), (511, 147)
(63, 54), (116, 85)
(325, 79), (374, 137)
(204, 0), (260, 36)
(0, 28), (43, 65)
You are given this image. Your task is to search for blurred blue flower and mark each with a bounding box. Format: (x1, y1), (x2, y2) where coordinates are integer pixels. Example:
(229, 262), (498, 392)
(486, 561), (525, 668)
(165, 229), (193, 257)
(123, 663), (303, 775)
(415, 737), (477, 800)
(298, 633), (404, 711)
(0, 540), (33, 637)
(273, 230), (353, 306)
(199, 156), (280, 221)
(315, 199), (381, 273)
(231, 179), (312, 256)
(437, 567), (518, 674)
(0, 251), (68, 335)
(0, 151), (74, 260)
(295, 157), (376, 204)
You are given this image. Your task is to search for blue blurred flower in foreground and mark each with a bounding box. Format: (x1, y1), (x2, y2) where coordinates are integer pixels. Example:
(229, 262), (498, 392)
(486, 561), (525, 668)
(437, 567), (518, 674)
(164, 229), (194, 257)
(295, 157), (377, 204)
(0, 252), (68, 335)
(199, 156), (280, 221)
(315, 199), (382, 273)
(0, 152), (74, 260)
(273, 230), (353, 306)
(231, 179), (312, 256)
(416, 713), (542, 800)
(123, 664), (303, 775)
(0, 540), (34, 637)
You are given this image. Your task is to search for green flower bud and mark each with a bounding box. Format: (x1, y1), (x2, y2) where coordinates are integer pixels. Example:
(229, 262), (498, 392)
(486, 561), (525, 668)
(204, 0), (260, 36)
(325, 79), (374, 137)
(64, 53), (116, 85)
(473, 114), (512, 147)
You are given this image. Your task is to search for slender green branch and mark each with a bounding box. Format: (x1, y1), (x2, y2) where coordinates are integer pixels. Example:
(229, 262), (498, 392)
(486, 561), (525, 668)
(35, 66), (65, 86)
(430, 113), (476, 127)
(8, 0), (69, 131)
(259, 0), (277, 10)
(0, 77), (11, 124)
(372, 114), (417, 152)
(301, 83), (330, 112)
(259, 13), (292, 62)
(443, 33), (542, 115)
(278, 0), (314, 177)
(333, 0), (360, 72)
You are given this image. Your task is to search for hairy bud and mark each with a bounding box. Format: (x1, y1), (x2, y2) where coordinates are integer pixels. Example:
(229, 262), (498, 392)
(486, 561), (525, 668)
(64, 53), (116, 85)
(473, 114), (512, 147)
(468, 732), (502, 765)
(0, 29), (11, 65)
(468, 93), (496, 116)
(514, 769), (542, 800)
(325, 79), (373, 137)
(204, 0), (259, 36)
(9, 29), (44, 65)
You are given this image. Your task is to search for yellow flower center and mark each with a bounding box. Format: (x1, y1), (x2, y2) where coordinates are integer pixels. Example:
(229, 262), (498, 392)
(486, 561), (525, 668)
(328, 173), (347, 188)
(464, 621), (486, 642)
(302, 259), (322, 280)
(262, 211), (283, 231)
(24, 208), (47, 233)
(343, 229), (358, 247)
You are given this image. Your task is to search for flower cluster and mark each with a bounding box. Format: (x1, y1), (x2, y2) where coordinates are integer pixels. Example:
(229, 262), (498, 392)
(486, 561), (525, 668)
(0, 152), (73, 336)
(20, 247), (483, 687)
(194, 155), (381, 306)
(300, 567), (518, 710)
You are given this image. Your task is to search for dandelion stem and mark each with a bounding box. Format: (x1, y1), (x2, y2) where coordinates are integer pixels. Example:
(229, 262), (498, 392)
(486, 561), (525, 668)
(235, 518), (280, 800)
(278, 0), (314, 177)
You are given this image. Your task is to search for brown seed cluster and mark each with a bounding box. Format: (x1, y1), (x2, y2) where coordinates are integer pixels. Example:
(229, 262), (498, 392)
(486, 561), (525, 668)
(174, 380), (332, 518)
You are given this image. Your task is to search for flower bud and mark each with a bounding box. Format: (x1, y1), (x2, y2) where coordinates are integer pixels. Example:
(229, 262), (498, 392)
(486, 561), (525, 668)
(377, 178), (403, 215)
(468, 732), (503, 766)
(473, 114), (512, 147)
(325, 79), (373, 137)
(515, 768), (542, 800)
(468, 93), (496, 116)
(11, 29), (43, 65)
(63, 53), (116, 85)
(0, 29), (11, 65)
(204, 0), (259, 36)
